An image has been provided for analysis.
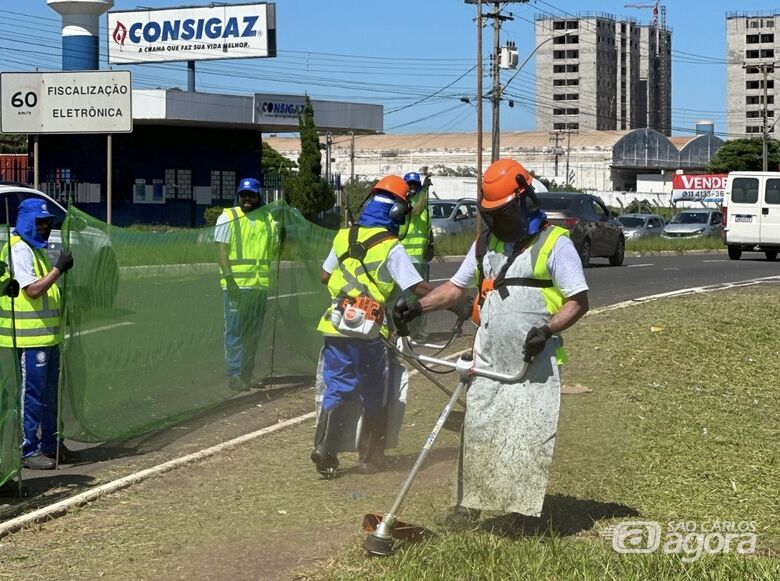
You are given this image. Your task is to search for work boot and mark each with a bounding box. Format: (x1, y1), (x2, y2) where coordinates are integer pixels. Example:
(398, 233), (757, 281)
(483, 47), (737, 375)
(228, 375), (250, 392)
(44, 444), (80, 464)
(22, 451), (56, 471)
(311, 405), (348, 478)
(435, 506), (481, 531)
(358, 408), (388, 474)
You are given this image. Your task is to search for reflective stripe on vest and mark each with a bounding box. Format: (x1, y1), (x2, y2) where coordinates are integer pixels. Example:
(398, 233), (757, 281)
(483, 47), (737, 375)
(0, 236), (61, 348)
(402, 205), (430, 260)
(219, 207), (277, 289)
(317, 226), (397, 337)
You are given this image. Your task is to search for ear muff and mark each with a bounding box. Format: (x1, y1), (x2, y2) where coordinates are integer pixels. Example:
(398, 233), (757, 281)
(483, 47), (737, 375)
(389, 200), (409, 223)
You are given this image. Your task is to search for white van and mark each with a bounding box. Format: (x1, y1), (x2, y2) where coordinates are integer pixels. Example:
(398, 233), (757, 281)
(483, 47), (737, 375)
(723, 172), (780, 260)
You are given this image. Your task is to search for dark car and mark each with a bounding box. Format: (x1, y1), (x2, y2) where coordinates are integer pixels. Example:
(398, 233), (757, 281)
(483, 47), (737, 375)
(536, 192), (625, 267)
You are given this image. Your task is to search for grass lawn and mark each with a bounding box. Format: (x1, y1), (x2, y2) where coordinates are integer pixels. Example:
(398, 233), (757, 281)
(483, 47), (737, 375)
(0, 286), (777, 580)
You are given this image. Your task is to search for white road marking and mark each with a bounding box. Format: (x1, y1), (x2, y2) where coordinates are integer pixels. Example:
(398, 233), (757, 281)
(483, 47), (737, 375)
(627, 263), (653, 268)
(65, 321), (135, 339)
(703, 260), (728, 263)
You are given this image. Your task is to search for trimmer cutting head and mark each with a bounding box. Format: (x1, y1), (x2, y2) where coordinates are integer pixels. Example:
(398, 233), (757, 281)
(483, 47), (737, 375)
(362, 513), (434, 556)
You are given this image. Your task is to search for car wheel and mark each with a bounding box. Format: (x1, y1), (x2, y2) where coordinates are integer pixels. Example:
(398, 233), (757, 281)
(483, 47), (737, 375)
(579, 238), (591, 268)
(766, 250), (778, 261)
(609, 236), (625, 266)
(727, 245), (742, 260)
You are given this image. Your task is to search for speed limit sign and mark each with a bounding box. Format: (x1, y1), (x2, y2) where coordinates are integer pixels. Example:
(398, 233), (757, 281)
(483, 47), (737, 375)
(0, 70), (132, 134)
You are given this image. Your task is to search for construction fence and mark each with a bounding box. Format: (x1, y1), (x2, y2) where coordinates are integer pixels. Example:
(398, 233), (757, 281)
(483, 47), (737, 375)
(0, 202), (335, 487)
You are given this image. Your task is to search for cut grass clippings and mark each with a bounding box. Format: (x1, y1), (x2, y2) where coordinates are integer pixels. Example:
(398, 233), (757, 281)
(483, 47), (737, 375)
(0, 286), (777, 580)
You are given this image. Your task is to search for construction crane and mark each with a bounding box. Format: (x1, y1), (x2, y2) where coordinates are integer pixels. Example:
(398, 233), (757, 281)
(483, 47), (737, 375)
(625, 1), (663, 29)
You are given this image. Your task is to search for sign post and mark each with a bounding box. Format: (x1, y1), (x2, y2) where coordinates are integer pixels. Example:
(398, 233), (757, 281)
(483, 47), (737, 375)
(1, 70), (132, 224)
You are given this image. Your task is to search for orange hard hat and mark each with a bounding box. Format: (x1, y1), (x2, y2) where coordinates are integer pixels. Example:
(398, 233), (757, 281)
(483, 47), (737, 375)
(371, 175), (409, 202)
(480, 159), (532, 210)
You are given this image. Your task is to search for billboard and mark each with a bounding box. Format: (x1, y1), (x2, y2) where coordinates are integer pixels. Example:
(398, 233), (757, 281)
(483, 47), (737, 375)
(0, 71), (132, 134)
(108, 3), (276, 64)
(672, 174), (727, 202)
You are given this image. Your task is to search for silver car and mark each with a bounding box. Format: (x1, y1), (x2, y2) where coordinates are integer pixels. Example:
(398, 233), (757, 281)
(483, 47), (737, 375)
(429, 198), (477, 239)
(617, 213), (665, 241)
(662, 209), (723, 239)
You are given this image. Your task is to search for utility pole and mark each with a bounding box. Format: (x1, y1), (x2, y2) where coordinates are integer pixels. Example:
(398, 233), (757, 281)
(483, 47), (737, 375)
(489, 5), (515, 162)
(476, 0), (483, 198)
(746, 61), (778, 171)
(549, 130), (563, 177)
(349, 131), (355, 183)
(564, 128), (577, 186)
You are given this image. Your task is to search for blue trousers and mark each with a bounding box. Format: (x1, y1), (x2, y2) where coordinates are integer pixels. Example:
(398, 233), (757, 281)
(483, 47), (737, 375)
(322, 337), (387, 417)
(19, 345), (60, 458)
(224, 289), (267, 380)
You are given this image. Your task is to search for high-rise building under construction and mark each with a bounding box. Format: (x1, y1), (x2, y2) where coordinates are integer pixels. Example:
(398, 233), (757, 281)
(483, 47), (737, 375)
(535, 12), (671, 135)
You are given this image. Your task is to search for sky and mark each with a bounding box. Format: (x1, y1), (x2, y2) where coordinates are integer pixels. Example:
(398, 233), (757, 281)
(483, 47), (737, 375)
(1, 0), (779, 138)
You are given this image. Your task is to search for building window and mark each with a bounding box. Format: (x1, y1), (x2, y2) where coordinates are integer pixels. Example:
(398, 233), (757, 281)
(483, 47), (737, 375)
(746, 111), (761, 118)
(566, 50), (579, 58)
(746, 34), (760, 44)
(761, 33), (775, 43)
(553, 79), (566, 86)
(567, 122), (579, 130)
(565, 20), (578, 29)
(766, 20), (774, 28)
(554, 35), (566, 44)
(210, 170), (236, 200)
(746, 50), (760, 59)
(749, 20), (759, 29)
(165, 169), (192, 199)
(566, 64), (579, 72)
(761, 49), (775, 58)
(553, 65), (566, 73)
(745, 66), (760, 74)
(566, 93), (579, 100)
(568, 35), (579, 44)
(745, 125), (761, 133)
(553, 123), (567, 130)
(554, 50), (566, 59)
(747, 80), (760, 89)
(554, 21), (566, 30)
(567, 108), (579, 115)
(553, 108), (566, 116)
(554, 94), (566, 100)
(566, 78), (579, 86)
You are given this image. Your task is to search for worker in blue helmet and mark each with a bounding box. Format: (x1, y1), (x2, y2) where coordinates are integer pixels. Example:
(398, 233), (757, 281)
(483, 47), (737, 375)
(400, 171), (434, 279)
(0, 198), (75, 470)
(214, 177), (281, 391)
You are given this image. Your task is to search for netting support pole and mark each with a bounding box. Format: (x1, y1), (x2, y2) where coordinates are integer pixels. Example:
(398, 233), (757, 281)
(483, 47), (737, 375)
(5, 198), (23, 496)
(268, 207), (285, 384)
(106, 134), (113, 225)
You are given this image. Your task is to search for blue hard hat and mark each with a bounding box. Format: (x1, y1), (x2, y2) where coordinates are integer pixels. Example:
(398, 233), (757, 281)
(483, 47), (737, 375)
(236, 177), (262, 196)
(403, 172), (422, 186)
(18, 198), (55, 221)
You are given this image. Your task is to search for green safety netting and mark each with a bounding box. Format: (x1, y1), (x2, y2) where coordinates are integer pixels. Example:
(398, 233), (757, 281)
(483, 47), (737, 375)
(0, 201), (335, 475)
(0, 346), (19, 487)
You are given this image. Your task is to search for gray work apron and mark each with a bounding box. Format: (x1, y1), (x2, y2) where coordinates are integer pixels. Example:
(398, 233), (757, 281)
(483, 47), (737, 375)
(454, 233), (562, 517)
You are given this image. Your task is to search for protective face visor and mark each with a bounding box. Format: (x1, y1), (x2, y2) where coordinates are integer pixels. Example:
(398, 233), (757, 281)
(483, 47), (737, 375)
(480, 174), (539, 243)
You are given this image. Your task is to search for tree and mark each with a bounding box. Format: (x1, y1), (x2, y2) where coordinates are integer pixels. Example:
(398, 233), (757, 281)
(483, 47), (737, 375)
(261, 142), (296, 172)
(283, 96), (335, 218)
(0, 132), (26, 153)
(707, 138), (780, 173)
(341, 178), (375, 224)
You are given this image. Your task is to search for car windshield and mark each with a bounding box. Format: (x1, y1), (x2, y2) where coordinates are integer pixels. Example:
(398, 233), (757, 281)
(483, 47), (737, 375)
(617, 217), (646, 228)
(670, 212), (708, 225)
(430, 202), (455, 219)
(537, 195), (578, 211)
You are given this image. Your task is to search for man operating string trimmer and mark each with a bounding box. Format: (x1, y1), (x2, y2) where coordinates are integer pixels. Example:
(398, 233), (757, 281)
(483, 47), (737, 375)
(393, 158), (590, 528)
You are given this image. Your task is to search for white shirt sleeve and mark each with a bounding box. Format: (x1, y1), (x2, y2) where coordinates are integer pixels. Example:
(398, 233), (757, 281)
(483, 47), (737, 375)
(548, 236), (589, 298)
(322, 248), (339, 274)
(10, 242), (38, 289)
(449, 242), (478, 289)
(384, 244), (423, 291)
(214, 211), (231, 244)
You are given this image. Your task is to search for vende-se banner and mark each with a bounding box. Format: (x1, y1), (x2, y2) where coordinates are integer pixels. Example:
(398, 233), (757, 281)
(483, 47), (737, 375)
(108, 3), (277, 64)
(672, 174), (727, 202)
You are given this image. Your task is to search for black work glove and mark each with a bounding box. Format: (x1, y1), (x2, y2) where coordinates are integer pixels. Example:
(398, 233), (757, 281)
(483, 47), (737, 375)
(225, 275), (240, 303)
(3, 278), (19, 298)
(523, 325), (552, 361)
(447, 296), (473, 322)
(422, 176), (432, 190)
(392, 297), (423, 336)
(55, 250), (74, 273)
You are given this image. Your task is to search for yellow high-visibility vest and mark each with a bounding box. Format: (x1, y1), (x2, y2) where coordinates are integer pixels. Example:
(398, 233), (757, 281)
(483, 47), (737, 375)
(317, 226), (398, 337)
(218, 207), (278, 289)
(0, 236), (61, 348)
(401, 202), (431, 262)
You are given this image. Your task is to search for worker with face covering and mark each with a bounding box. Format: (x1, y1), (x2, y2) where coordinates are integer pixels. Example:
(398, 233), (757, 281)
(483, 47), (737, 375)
(313, 176), (433, 477)
(0, 199), (75, 470)
(394, 159), (589, 527)
(215, 178), (280, 392)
